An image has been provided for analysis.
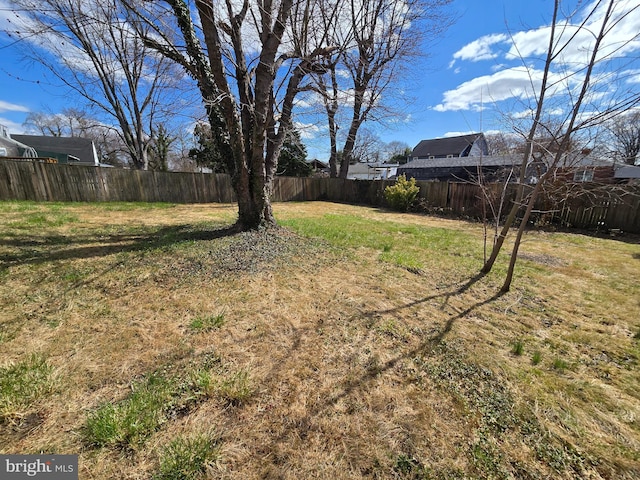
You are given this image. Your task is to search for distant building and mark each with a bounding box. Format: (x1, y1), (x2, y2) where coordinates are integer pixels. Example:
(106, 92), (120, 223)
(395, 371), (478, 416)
(347, 162), (399, 180)
(397, 154), (540, 183)
(410, 133), (488, 161)
(308, 159), (329, 175)
(11, 134), (99, 166)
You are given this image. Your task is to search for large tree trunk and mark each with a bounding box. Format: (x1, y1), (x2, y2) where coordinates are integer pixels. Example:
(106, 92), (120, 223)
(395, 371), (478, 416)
(233, 160), (277, 230)
(135, 0), (333, 230)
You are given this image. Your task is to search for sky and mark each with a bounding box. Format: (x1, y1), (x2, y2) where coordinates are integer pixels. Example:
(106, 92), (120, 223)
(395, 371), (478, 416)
(1, 0), (639, 161)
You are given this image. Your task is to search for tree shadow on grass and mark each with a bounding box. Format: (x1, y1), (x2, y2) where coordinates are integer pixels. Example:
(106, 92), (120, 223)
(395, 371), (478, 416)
(244, 273), (504, 467)
(0, 224), (239, 269)
(322, 289), (505, 409)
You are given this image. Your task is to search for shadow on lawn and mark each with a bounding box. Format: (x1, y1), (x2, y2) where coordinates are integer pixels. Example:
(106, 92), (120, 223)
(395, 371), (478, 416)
(250, 275), (505, 465)
(0, 224), (238, 269)
(322, 285), (504, 410)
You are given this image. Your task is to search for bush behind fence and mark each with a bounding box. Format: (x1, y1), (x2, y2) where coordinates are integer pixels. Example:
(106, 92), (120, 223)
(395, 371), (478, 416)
(1, 160), (639, 232)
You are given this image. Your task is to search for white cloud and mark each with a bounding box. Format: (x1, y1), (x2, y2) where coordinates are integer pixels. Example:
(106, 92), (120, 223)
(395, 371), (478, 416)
(0, 116), (26, 134)
(433, 67), (544, 112)
(0, 100), (29, 113)
(511, 109), (534, 120)
(294, 121), (321, 140)
(452, 33), (508, 63)
(440, 1), (640, 114)
(443, 130), (474, 137)
(622, 68), (640, 84)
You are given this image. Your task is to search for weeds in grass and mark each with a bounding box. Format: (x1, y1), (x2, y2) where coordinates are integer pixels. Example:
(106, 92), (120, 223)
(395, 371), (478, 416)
(471, 433), (508, 479)
(553, 358), (569, 372)
(0, 354), (55, 423)
(393, 454), (431, 478)
(155, 433), (220, 480)
(531, 350), (542, 365)
(83, 358), (248, 449)
(412, 342), (591, 476)
(415, 343), (516, 434)
(84, 374), (175, 448)
(511, 340), (525, 356)
(216, 369), (253, 406)
(189, 313), (225, 332)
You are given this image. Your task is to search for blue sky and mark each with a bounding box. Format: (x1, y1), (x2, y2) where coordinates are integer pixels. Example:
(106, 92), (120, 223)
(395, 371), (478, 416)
(1, 0), (639, 160)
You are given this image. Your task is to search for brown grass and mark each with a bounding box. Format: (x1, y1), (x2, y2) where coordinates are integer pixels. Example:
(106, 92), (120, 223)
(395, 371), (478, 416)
(1, 201), (639, 479)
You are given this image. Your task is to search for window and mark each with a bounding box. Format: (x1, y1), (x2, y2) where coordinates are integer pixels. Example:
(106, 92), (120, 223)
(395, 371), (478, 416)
(0, 147), (7, 156)
(573, 170), (594, 182)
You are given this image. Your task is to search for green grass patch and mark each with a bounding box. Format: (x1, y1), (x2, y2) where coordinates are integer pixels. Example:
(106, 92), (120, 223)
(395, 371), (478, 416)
(511, 339), (525, 356)
(155, 433), (221, 480)
(190, 313), (225, 332)
(552, 358), (569, 372)
(215, 369), (253, 406)
(280, 214), (479, 272)
(84, 366), (217, 449)
(8, 211), (79, 229)
(531, 350), (542, 365)
(84, 373), (176, 448)
(83, 358), (250, 449)
(0, 354), (56, 422)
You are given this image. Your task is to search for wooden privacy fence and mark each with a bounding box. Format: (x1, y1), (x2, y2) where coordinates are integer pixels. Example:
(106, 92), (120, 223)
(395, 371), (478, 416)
(1, 159), (639, 232)
(0, 160), (236, 204)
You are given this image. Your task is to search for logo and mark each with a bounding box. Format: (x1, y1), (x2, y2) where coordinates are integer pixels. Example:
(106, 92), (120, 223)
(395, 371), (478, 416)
(1, 455), (78, 479)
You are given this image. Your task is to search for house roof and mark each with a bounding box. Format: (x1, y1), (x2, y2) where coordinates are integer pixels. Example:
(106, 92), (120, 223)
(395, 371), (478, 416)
(555, 153), (614, 168)
(615, 164), (640, 179)
(401, 154), (523, 170)
(12, 134), (98, 165)
(411, 133), (485, 158)
(308, 159), (328, 168)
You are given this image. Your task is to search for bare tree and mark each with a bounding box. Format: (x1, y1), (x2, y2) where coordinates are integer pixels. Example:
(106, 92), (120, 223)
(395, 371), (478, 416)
(3, 0), (182, 169)
(22, 108), (129, 166)
(485, 132), (521, 156)
(605, 110), (640, 165)
(124, 0), (337, 229)
(481, 0), (640, 292)
(23, 108), (94, 138)
(308, 0), (451, 178)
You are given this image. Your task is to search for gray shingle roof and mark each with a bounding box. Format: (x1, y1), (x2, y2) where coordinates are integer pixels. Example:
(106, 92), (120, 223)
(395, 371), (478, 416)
(12, 135), (98, 165)
(615, 165), (640, 179)
(411, 133), (484, 158)
(401, 154), (523, 169)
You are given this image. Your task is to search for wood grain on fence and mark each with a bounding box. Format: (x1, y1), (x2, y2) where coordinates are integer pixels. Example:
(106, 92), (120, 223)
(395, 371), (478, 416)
(1, 159), (638, 232)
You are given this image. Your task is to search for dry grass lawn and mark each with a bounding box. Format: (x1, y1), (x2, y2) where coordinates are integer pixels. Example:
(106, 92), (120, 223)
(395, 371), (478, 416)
(0, 200), (639, 479)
